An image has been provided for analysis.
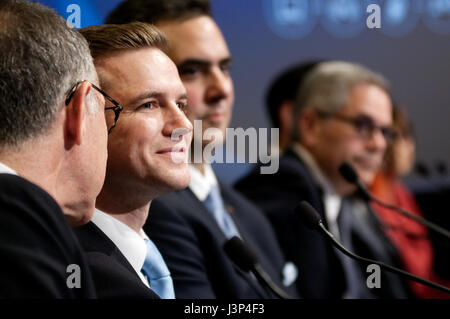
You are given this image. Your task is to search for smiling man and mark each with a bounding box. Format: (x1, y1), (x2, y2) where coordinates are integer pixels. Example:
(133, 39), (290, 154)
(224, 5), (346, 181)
(237, 61), (411, 298)
(73, 22), (192, 299)
(106, 0), (299, 299)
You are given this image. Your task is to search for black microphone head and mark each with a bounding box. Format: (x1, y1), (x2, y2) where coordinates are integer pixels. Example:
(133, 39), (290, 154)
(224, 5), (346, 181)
(294, 201), (322, 230)
(339, 162), (359, 184)
(415, 162), (431, 178)
(223, 236), (259, 272)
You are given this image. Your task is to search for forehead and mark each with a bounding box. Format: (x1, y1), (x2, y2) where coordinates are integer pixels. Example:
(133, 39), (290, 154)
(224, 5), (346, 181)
(341, 83), (392, 125)
(157, 15), (230, 64)
(96, 47), (185, 103)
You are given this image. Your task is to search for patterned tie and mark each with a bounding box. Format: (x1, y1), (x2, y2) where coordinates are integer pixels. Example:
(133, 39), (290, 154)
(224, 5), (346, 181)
(141, 238), (175, 299)
(203, 184), (241, 239)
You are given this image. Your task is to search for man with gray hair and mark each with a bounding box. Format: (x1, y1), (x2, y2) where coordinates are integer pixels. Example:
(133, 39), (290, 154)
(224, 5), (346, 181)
(0, 0), (108, 297)
(237, 61), (411, 298)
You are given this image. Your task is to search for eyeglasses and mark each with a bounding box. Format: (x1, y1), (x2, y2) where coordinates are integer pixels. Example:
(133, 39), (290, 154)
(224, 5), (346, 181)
(316, 110), (397, 144)
(65, 81), (124, 134)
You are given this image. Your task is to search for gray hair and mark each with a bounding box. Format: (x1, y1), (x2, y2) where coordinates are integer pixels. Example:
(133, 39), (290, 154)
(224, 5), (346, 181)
(292, 61), (391, 142)
(0, 0), (98, 149)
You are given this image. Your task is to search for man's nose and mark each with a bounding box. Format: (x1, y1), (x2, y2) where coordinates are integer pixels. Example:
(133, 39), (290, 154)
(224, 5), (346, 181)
(366, 127), (387, 152)
(163, 106), (193, 140)
(205, 67), (233, 105)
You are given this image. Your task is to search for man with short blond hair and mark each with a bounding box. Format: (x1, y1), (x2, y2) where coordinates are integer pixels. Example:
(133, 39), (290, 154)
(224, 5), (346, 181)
(74, 22), (192, 299)
(107, 0), (299, 299)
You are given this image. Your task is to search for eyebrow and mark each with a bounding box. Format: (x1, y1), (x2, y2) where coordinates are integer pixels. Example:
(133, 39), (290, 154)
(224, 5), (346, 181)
(177, 57), (233, 69)
(128, 91), (188, 107)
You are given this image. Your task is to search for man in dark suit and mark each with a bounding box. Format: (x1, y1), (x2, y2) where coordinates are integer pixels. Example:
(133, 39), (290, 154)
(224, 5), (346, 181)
(74, 22), (193, 298)
(0, 0), (108, 298)
(107, 0), (299, 299)
(236, 61), (411, 298)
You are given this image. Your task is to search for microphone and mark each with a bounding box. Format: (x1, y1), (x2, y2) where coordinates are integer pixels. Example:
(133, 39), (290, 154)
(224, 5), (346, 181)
(415, 162), (431, 178)
(435, 161), (448, 176)
(295, 201), (450, 295)
(223, 236), (292, 299)
(339, 162), (450, 240)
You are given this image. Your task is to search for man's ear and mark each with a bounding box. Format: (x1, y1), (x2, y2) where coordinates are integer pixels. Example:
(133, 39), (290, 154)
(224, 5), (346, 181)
(65, 81), (91, 146)
(298, 108), (320, 147)
(278, 100), (294, 132)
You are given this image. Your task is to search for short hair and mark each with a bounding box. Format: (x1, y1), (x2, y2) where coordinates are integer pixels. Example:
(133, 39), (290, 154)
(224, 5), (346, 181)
(293, 61), (391, 141)
(79, 22), (168, 89)
(106, 0), (211, 25)
(0, 0), (96, 148)
(80, 22), (168, 61)
(266, 61), (322, 127)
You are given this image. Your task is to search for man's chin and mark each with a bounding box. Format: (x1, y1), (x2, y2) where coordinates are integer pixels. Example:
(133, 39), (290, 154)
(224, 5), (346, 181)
(358, 170), (377, 187)
(166, 171), (191, 191)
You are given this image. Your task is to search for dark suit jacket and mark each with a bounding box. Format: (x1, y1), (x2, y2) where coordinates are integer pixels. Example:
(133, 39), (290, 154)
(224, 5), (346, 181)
(236, 149), (412, 298)
(235, 149), (347, 298)
(74, 221), (160, 299)
(144, 182), (299, 299)
(0, 173), (96, 298)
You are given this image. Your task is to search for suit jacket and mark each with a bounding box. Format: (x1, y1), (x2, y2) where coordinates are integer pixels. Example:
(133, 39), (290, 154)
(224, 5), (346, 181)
(0, 173), (96, 298)
(235, 149), (345, 298)
(236, 149), (412, 298)
(74, 222), (160, 299)
(144, 182), (299, 299)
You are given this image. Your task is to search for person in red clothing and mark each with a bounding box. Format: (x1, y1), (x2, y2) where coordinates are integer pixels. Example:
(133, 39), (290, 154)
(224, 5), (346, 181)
(371, 106), (449, 298)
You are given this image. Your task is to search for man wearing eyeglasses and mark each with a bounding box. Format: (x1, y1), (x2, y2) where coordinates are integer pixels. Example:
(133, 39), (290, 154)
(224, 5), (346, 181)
(73, 22), (192, 298)
(237, 61), (411, 298)
(106, 0), (300, 299)
(0, 0), (107, 297)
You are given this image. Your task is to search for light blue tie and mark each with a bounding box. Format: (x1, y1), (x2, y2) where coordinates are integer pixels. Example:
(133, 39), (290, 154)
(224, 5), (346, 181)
(141, 238), (175, 299)
(203, 184), (241, 239)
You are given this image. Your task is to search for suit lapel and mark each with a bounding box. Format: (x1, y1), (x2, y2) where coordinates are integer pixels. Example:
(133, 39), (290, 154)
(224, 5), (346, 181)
(75, 222), (138, 276)
(179, 188), (272, 298)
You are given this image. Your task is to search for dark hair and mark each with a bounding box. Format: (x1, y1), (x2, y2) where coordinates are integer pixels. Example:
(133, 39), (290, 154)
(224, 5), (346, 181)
(266, 61), (322, 127)
(106, 0), (211, 25)
(392, 104), (415, 140)
(383, 104), (416, 175)
(80, 22), (168, 61)
(0, 0), (95, 148)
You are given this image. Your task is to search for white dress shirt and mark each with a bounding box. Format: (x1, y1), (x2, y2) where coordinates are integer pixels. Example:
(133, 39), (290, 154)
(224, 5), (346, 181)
(292, 143), (343, 240)
(188, 164), (219, 201)
(0, 162), (18, 176)
(91, 209), (150, 287)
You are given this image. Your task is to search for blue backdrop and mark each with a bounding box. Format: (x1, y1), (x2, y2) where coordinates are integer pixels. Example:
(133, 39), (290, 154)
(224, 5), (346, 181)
(38, 0), (450, 184)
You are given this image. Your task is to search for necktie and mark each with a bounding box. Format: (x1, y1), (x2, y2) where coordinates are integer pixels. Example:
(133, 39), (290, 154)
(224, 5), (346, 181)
(337, 198), (409, 298)
(337, 198), (374, 298)
(203, 184), (241, 239)
(141, 238), (175, 299)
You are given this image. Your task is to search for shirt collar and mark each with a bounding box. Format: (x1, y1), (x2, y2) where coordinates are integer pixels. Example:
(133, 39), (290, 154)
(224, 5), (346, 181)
(292, 143), (339, 196)
(0, 162), (18, 176)
(91, 209), (148, 278)
(292, 143), (343, 236)
(188, 164), (219, 201)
